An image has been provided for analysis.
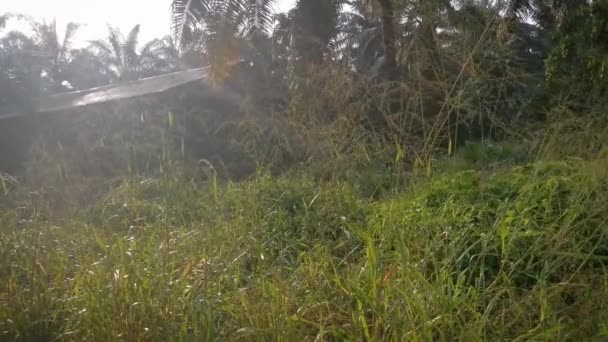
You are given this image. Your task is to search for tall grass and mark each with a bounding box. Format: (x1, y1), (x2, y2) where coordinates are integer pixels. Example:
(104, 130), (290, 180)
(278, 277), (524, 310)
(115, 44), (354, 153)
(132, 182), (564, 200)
(2, 150), (608, 340)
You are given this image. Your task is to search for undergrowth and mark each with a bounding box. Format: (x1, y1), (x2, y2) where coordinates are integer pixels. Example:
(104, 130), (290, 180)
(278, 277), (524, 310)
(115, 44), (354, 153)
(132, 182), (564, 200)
(2, 147), (608, 341)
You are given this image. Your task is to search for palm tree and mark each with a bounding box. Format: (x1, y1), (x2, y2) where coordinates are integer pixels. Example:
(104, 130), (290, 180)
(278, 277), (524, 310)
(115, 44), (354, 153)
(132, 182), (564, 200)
(170, 0), (278, 83)
(290, 0), (343, 64)
(89, 25), (178, 82)
(0, 16), (111, 94)
(0, 16), (80, 97)
(266, 0), (345, 90)
(171, 0), (277, 46)
(65, 48), (114, 89)
(30, 20), (80, 91)
(171, 1), (346, 71)
(0, 30), (42, 112)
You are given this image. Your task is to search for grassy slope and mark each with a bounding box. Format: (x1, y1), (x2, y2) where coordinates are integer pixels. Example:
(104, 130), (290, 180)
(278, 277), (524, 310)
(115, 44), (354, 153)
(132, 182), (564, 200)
(2, 148), (608, 340)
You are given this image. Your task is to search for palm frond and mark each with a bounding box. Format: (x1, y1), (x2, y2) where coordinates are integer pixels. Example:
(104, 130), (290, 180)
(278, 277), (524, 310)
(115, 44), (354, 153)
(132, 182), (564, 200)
(124, 25), (141, 75)
(31, 20), (59, 54)
(171, 0), (211, 47)
(87, 40), (113, 56)
(60, 23), (80, 61)
(245, 0), (276, 35)
(125, 25), (141, 52)
(140, 38), (162, 56)
(225, 0), (247, 25)
(107, 25), (124, 65)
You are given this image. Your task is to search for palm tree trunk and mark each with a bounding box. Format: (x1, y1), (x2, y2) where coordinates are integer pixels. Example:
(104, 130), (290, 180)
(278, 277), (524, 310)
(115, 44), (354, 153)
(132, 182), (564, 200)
(377, 0), (397, 79)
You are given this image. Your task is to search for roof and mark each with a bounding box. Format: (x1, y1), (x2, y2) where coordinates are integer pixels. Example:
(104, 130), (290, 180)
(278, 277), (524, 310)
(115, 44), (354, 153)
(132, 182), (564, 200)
(0, 66), (218, 120)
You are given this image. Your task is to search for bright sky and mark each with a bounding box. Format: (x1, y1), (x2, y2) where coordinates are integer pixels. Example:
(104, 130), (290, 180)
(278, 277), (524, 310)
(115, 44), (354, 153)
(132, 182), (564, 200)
(3, 0), (296, 46)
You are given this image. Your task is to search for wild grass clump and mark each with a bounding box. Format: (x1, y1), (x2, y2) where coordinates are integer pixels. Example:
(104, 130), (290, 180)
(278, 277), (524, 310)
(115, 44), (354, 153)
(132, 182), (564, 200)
(373, 157), (608, 339)
(380, 158), (608, 286)
(2, 155), (608, 340)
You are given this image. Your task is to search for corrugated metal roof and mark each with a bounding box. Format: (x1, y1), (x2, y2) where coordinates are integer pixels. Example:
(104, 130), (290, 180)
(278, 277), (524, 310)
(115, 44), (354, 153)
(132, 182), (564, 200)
(0, 67), (213, 120)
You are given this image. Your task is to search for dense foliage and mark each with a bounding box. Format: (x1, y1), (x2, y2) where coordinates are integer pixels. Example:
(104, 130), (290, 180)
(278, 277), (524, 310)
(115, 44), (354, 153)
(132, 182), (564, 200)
(1, 0), (608, 340)
(2, 1), (606, 174)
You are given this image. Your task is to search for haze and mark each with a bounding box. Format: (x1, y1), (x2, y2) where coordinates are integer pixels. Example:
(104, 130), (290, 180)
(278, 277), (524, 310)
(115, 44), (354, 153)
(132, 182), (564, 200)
(3, 0), (296, 45)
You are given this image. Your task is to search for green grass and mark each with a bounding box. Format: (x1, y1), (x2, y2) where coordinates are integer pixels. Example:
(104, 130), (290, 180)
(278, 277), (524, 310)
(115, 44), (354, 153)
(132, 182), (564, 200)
(2, 153), (608, 340)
